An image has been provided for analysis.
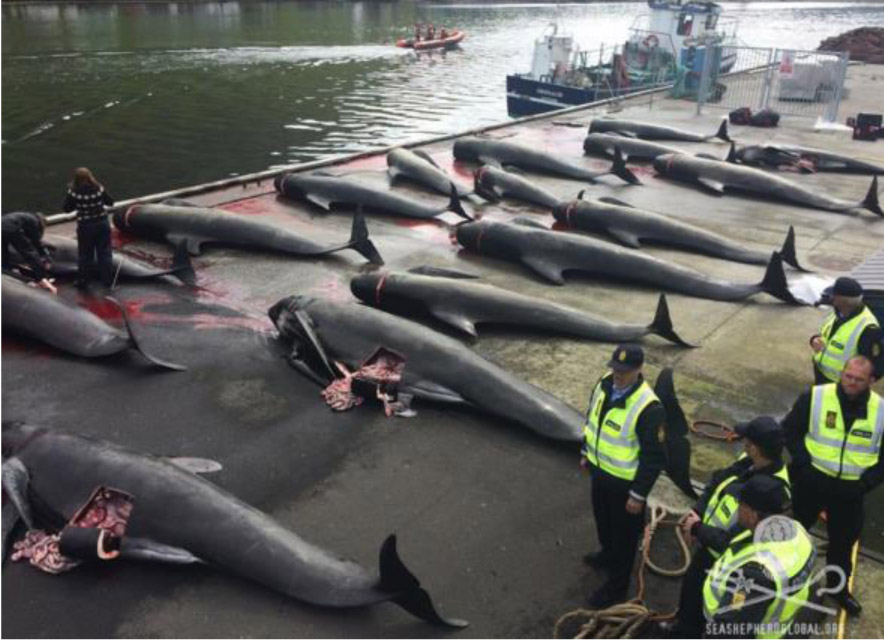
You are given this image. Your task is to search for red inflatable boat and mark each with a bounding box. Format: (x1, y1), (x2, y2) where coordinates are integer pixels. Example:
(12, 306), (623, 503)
(396, 30), (465, 50)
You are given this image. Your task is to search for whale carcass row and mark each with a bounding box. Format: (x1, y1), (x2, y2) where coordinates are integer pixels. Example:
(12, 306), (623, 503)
(0, 422), (466, 628)
(386, 148), (473, 198)
(113, 204), (384, 264)
(653, 151), (884, 217)
(552, 195), (809, 271)
(588, 118), (731, 143)
(1, 275), (184, 370)
(454, 219), (801, 304)
(350, 270), (694, 346)
(275, 172), (473, 221)
(268, 295), (586, 443)
(453, 137), (641, 185)
(34, 234), (196, 285)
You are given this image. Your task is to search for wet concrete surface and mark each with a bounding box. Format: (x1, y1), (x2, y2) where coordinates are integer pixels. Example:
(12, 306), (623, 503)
(4, 65), (884, 637)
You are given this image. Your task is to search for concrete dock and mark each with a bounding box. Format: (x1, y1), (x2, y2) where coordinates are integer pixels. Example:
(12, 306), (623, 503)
(3, 64), (884, 638)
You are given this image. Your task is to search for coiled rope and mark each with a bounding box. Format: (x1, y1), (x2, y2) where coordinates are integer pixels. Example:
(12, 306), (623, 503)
(554, 502), (692, 638)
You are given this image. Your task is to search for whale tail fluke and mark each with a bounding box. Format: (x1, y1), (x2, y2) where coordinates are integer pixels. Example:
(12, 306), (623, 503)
(170, 242), (197, 285)
(777, 225), (811, 273)
(714, 119), (731, 143)
(447, 183), (474, 221)
(349, 211), (385, 265)
(107, 296), (186, 371)
(379, 535), (469, 629)
(648, 294), (696, 348)
(611, 146), (641, 185)
(758, 252), (802, 305)
(860, 176), (883, 217)
(653, 368), (698, 499)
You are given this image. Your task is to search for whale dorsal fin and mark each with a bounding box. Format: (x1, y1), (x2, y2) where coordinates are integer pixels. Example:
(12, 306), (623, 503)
(166, 457), (223, 474)
(521, 253), (566, 285)
(429, 308), (478, 337)
(607, 227), (642, 249)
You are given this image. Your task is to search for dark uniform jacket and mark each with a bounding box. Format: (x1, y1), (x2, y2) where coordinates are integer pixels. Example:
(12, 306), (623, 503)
(705, 559), (778, 639)
(783, 385), (884, 494)
(581, 374), (666, 501)
(2, 211), (49, 277)
(689, 457), (788, 554)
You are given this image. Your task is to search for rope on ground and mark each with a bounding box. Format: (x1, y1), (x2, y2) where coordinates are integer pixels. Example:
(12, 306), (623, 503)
(690, 419), (738, 441)
(641, 503), (692, 579)
(554, 502), (692, 638)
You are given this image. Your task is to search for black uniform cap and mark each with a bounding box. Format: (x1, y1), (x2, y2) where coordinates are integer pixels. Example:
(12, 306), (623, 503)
(607, 343), (644, 372)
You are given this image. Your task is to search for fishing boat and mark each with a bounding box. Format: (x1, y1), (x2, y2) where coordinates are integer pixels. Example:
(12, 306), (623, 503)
(506, 0), (739, 117)
(396, 30), (466, 50)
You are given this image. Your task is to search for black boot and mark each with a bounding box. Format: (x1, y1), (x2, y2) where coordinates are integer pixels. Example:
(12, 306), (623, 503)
(830, 589), (862, 616)
(582, 550), (612, 570)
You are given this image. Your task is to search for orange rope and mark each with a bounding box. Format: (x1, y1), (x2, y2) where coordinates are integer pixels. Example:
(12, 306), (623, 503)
(691, 420), (739, 441)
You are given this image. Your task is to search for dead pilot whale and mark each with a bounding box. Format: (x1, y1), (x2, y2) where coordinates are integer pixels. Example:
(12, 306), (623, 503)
(113, 203), (384, 264)
(268, 294), (587, 443)
(1, 275), (184, 371)
(653, 151), (884, 217)
(349, 269), (694, 346)
(454, 219), (801, 305)
(1, 422), (466, 628)
(552, 194), (809, 272)
(453, 137), (641, 186)
(588, 118), (731, 143)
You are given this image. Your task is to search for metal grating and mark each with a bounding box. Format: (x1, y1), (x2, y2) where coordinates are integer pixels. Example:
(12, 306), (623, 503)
(850, 248), (884, 293)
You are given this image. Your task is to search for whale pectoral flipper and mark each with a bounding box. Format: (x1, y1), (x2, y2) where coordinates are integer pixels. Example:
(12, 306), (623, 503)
(606, 227), (642, 249)
(521, 253), (566, 285)
(304, 193), (334, 211)
(106, 297), (187, 371)
(428, 308), (478, 337)
(400, 377), (465, 404)
(165, 457), (223, 474)
(412, 149), (441, 169)
(2, 457), (34, 558)
(2, 458), (34, 532)
(598, 196), (636, 208)
(167, 234), (207, 257)
(120, 537), (204, 565)
(407, 266), (480, 279)
(696, 177), (726, 194)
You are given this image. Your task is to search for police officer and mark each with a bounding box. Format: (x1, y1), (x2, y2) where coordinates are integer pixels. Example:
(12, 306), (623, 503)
(665, 417), (790, 637)
(702, 475), (814, 639)
(811, 276), (883, 383)
(1, 211), (56, 293)
(580, 343), (665, 608)
(783, 355), (883, 615)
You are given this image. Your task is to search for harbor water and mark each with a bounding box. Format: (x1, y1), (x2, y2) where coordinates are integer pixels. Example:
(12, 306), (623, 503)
(3, 0), (884, 212)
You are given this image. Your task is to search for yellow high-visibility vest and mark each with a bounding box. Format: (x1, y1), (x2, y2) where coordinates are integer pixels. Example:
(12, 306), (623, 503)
(806, 383), (884, 480)
(703, 518), (815, 639)
(702, 457), (791, 558)
(583, 374), (658, 481)
(813, 307), (879, 383)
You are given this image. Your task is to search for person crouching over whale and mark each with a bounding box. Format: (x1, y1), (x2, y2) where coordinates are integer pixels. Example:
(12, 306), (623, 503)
(579, 343), (665, 607)
(63, 167), (115, 289)
(1, 211), (56, 293)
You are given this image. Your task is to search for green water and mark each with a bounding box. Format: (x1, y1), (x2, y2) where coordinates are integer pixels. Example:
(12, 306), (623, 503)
(3, 1), (883, 212)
